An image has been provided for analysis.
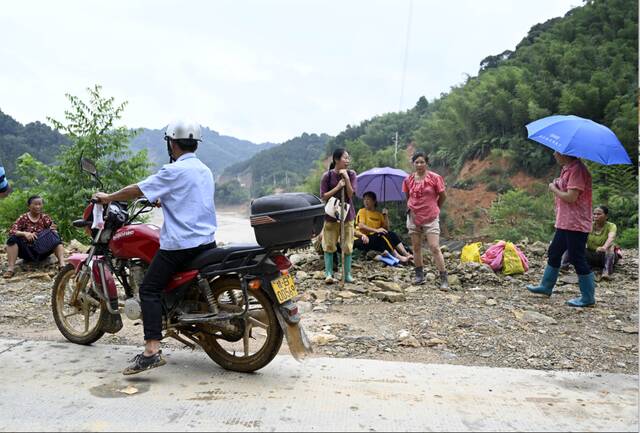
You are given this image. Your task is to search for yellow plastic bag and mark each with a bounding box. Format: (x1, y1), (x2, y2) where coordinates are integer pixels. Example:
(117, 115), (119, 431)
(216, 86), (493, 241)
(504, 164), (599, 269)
(460, 242), (482, 264)
(502, 242), (525, 275)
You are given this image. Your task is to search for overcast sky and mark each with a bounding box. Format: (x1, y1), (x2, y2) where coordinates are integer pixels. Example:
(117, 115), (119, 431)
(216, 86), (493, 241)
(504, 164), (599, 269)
(1, 0), (578, 143)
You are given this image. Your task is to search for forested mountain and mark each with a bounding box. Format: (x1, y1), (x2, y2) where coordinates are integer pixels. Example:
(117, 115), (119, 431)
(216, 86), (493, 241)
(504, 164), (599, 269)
(129, 127), (278, 176)
(303, 0), (638, 244)
(413, 0), (637, 174)
(0, 110), (278, 181)
(219, 133), (330, 199)
(323, 0), (636, 174)
(0, 110), (69, 177)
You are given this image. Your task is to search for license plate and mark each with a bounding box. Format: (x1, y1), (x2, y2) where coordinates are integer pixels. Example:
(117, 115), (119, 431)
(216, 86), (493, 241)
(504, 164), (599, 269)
(271, 274), (298, 304)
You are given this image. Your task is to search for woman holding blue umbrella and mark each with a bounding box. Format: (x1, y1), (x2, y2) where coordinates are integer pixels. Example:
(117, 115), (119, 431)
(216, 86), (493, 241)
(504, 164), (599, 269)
(524, 114), (632, 307)
(527, 152), (596, 307)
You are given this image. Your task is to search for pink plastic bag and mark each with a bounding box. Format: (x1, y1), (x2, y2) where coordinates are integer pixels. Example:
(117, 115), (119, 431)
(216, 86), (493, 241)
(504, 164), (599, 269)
(481, 241), (530, 273)
(481, 241), (505, 271)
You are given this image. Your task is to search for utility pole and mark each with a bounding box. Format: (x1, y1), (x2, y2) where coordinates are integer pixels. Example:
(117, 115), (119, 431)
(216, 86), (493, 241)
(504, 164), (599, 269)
(394, 131), (399, 166)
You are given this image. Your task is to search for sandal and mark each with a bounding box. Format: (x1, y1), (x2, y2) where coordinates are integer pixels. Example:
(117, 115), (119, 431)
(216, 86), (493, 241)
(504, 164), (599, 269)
(3, 269), (15, 279)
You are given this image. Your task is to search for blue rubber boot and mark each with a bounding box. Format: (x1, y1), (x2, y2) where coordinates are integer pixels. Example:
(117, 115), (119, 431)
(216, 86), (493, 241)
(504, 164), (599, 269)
(526, 265), (559, 296)
(567, 273), (596, 307)
(344, 254), (355, 283)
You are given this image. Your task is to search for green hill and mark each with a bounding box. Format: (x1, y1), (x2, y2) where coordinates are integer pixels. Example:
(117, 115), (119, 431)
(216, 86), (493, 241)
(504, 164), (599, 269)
(129, 127), (277, 176)
(0, 110), (69, 180)
(303, 0), (638, 243)
(220, 132), (331, 199)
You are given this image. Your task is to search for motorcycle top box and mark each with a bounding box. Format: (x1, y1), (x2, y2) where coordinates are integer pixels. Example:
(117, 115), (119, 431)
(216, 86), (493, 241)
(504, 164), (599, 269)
(250, 193), (324, 249)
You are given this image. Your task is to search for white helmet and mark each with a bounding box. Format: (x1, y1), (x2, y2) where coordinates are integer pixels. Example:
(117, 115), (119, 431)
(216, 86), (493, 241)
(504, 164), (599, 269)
(165, 120), (202, 141)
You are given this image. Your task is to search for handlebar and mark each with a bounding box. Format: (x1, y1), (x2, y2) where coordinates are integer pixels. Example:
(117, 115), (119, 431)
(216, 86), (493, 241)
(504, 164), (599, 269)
(77, 196), (157, 232)
(88, 197), (158, 207)
(133, 198), (160, 208)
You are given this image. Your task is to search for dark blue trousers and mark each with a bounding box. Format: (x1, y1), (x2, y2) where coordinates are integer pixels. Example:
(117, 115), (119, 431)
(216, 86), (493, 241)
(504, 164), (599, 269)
(140, 241), (216, 341)
(547, 229), (591, 275)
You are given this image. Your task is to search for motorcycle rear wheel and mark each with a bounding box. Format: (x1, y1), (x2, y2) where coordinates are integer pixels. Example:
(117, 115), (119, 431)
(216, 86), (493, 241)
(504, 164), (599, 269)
(197, 278), (283, 372)
(51, 264), (107, 345)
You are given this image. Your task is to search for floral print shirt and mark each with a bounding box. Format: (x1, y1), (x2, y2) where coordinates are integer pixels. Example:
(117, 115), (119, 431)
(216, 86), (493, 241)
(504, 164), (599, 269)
(9, 213), (54, 236)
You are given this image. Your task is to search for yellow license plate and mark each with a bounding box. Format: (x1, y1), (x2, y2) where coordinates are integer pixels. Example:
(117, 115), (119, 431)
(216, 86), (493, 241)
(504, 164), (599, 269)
(271, 274), (298, 304)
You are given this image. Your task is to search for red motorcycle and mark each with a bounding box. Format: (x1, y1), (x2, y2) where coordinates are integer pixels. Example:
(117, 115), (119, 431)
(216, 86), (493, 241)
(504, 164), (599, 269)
(51, 159), (321, 372)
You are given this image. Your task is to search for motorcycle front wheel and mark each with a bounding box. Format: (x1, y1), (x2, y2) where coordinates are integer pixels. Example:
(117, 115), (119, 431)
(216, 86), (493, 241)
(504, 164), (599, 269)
(51, 264), (107, 345)
(196, 278), (283, 373)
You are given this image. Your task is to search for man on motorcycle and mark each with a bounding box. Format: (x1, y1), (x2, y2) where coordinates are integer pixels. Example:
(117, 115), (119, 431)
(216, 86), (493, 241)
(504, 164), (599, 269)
(93, 120), (217, 375)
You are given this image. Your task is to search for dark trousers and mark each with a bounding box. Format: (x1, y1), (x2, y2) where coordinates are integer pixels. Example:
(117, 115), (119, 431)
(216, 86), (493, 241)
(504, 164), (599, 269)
(354, 231), (403, 254)
(140, 242), (215, 341)
(563, 249), (618, 274)
(6, 235), (54, 262)
(547, 229), (591, 275)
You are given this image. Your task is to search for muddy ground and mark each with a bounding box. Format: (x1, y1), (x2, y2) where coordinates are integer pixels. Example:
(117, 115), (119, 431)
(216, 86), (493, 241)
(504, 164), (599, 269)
(0, 240), (637, 375)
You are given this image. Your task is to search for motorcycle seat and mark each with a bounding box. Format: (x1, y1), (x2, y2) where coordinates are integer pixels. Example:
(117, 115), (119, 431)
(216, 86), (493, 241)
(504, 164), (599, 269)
(184, 244), (266, 270)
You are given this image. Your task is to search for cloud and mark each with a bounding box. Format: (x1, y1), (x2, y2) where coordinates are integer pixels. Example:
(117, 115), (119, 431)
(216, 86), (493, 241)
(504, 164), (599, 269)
(0, 0), (578, 142)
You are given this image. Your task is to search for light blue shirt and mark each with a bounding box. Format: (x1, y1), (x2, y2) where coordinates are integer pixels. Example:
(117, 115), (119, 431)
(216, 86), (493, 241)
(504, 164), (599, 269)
(138, 153), (217, 250)
(0, 163), (8, 193)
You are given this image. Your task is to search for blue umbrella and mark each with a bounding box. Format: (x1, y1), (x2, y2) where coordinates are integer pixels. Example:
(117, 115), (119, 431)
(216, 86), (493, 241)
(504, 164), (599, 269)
(356, 167), (409, 202)
(525, 115), (632, 165)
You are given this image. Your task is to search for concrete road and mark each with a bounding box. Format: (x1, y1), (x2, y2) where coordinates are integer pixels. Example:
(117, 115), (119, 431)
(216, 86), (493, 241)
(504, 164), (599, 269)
(0, 338), (636, 432)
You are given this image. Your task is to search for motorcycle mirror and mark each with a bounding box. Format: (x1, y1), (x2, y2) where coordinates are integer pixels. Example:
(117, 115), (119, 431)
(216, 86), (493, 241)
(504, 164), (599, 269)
(80, 157), (97, 176)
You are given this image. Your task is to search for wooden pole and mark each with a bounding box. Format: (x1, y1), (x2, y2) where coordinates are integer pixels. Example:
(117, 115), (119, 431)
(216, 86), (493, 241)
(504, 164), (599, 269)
(340, 187), (346, 287)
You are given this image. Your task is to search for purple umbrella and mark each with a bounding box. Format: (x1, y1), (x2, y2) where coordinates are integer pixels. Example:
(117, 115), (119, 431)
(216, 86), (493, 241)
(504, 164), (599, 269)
(356, 167), (409, 202)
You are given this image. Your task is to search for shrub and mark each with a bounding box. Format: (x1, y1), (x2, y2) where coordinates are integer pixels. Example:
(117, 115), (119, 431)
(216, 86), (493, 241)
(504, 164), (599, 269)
(617, 227), (638, 249)
(485, 189), (555, 242)
(452, 178), (475, 190)
(486, 179), (513, 193)
(0, 190), (33, 244)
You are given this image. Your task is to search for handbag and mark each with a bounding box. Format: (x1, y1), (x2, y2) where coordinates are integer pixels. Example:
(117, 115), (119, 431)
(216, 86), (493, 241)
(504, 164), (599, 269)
(33, 229), (62, 255)
(323, 170), (351, 222)
(324, 196), (350, 221)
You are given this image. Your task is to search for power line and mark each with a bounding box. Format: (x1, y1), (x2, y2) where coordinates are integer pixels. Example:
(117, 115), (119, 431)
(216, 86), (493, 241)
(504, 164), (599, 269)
(399, 0), (413, 112)
(396, 0), (413, 166)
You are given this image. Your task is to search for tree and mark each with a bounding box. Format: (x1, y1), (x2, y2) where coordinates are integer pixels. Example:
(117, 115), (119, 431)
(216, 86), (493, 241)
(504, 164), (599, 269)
(215, 180), (250, 205)
(18, 85), (150, 241)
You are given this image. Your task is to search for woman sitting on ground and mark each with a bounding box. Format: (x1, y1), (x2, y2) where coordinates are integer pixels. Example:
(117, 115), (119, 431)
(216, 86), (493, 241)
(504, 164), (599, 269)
(4, 195), (65, 278)
(354, 191), (413, 264)
(562, 205), (621, 279)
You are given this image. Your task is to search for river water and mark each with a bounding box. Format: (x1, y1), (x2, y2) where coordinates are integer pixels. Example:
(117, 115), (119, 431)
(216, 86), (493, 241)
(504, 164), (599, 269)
(150, 208), (257, 245)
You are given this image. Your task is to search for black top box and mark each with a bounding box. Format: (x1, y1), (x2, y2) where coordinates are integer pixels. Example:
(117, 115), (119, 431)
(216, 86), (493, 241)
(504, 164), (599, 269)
(250, 193), (325, 249)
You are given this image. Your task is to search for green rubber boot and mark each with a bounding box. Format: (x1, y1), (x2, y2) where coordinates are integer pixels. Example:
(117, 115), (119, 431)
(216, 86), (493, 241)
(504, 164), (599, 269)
(324, 252), (335, 284)
(344, 254), (355, 283)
